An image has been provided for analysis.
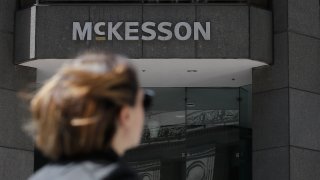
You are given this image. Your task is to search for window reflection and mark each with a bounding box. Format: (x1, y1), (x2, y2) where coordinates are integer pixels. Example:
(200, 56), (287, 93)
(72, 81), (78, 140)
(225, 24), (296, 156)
(125, 86), (252, 180)
(142, 111), (186, 143)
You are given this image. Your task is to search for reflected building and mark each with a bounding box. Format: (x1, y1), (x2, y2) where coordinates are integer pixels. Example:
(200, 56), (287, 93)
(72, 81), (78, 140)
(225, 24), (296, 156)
(124, 86), (252, 180)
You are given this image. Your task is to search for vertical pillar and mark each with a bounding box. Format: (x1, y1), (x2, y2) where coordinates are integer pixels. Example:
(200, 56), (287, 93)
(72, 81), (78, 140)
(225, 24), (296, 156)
(0, 0), (36, 179)
(252, 0), (320, 179)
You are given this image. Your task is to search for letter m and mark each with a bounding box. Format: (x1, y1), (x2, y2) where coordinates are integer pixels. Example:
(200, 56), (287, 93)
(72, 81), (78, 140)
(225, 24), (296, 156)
(72, 22), (92, 40)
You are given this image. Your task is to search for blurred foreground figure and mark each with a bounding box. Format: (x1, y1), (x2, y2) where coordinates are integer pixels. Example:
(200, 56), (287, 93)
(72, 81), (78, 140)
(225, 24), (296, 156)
(27, 52), (153, 180)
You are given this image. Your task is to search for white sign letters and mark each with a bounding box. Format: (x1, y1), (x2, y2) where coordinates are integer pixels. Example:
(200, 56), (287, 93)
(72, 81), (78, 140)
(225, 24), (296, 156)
(72, 21), (211, 41)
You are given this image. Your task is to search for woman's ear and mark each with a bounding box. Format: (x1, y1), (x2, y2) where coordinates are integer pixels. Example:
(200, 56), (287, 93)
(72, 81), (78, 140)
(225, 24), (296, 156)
(118, 105), (131, 127)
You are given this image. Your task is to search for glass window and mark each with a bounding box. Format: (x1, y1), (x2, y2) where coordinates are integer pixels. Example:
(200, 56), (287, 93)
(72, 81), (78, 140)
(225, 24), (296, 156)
(124, 86), (252, 180)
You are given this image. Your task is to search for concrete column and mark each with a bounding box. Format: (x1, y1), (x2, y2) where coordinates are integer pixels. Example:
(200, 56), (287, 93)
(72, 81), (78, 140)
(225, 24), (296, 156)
(252, 0), (320, 179)
(0, 0), (36, 179)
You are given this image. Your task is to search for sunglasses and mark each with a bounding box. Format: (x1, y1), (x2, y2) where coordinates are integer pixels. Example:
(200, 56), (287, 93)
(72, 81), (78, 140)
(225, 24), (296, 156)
(143, 89), (155, 111)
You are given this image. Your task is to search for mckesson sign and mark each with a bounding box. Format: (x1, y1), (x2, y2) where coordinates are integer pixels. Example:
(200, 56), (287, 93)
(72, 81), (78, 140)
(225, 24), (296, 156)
(72, 22), (211, 41)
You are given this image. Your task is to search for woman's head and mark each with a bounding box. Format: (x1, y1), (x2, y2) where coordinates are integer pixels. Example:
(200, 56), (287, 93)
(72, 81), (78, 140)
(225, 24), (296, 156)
(28, 52), (146, 160)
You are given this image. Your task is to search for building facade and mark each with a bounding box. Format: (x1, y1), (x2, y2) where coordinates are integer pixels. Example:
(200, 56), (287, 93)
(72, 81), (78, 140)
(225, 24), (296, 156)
(0, 0), (319, 179)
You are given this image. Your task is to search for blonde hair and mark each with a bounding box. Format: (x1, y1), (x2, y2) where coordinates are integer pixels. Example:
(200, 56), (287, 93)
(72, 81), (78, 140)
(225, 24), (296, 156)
(28, 52), (139, 160)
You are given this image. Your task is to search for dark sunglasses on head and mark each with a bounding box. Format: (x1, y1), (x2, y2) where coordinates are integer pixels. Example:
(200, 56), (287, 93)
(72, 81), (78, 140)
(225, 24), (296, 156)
(143, 89), (155, 111)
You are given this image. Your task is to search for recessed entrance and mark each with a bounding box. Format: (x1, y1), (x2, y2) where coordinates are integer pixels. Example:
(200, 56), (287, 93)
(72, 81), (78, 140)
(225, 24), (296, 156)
(23, 58), (265, 179)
